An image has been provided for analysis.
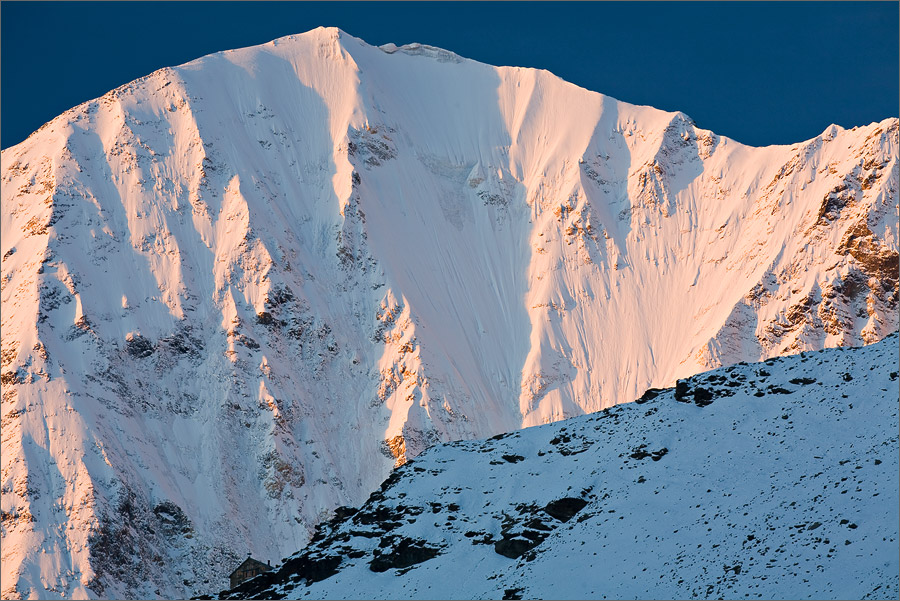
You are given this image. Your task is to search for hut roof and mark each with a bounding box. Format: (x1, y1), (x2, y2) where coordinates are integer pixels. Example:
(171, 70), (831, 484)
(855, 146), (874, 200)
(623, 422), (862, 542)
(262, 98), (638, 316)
(228, 556), (272, 578)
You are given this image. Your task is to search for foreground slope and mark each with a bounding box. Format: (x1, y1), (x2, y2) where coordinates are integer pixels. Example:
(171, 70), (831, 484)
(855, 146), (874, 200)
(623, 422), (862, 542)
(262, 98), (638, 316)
(1, 27), (897, 598)
(218, 334), (899, 600)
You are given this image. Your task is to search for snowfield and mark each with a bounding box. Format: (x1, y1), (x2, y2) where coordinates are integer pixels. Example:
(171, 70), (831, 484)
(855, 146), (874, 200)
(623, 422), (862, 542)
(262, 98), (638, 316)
(217, 335), (899, 600)
(1, 27), (897, 598)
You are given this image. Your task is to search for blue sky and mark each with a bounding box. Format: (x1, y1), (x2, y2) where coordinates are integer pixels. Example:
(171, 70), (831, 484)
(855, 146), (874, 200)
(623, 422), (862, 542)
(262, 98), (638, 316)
(1, 1), (897, 149)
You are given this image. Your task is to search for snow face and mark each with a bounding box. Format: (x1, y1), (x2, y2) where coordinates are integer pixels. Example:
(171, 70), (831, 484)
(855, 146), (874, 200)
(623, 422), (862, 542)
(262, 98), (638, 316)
(218, 334), (900, 601)
(1, 26), (897, 599)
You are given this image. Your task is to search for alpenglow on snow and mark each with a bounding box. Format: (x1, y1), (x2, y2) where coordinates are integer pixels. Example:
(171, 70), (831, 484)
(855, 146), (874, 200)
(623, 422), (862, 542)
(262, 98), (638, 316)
(1, 27), (897, 599)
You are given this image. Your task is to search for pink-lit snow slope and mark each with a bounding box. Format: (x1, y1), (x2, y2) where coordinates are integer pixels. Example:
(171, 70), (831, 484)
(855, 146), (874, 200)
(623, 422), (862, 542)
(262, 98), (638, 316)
(1, 27), (897, 599)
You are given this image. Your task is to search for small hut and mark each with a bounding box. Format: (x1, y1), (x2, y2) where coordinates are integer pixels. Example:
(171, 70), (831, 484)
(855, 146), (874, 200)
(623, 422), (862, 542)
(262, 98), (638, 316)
(228, 555), (272, 589)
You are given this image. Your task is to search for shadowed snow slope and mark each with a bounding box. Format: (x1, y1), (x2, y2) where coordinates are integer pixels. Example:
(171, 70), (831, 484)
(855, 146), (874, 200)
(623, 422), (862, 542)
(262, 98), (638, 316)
(1, 27), (897, 599)
(216, 334), (899, 601)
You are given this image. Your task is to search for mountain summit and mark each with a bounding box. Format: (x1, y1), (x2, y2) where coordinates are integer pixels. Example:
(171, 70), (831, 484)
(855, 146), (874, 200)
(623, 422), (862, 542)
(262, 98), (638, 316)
(1, 27), (897, 599)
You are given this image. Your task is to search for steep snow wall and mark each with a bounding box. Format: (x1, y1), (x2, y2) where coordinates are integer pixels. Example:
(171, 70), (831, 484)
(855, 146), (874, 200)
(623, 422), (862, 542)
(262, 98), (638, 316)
(1, 27), (897, 598)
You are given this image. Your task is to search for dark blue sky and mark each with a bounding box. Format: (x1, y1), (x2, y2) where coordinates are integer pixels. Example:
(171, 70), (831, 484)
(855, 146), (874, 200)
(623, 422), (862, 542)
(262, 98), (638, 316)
(2, 1), (897, 149)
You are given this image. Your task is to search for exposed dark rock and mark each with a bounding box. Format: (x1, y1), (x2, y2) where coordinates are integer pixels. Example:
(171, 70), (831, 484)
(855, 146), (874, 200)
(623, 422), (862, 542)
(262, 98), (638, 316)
(125, 333), (154, 358)
(265, 286), (295, 308)
(153, 501), (191, 536)
(1, 368), (27, 386)
(88, 487), (190, 596)
(767, 386), (793, 395)
(524, 518), (553, 532)
(352, 503), (422, 533)
(159, 327), (204, 356)
(281, 555), (342, 585)
(630, 446), (651, 460)
(464, 530), (495, 545)
(635, 387), (666, 404)
(479, 191), (508, 207)
(839, 220), (900, 282)
(234, 333), (259, 349)
(725, 563), (742, 575)
(332, 506), (358, 521)
(369, 537), (441, 572)
(549, 432), (571, 445)
(629, 444), (669, 463)
(651, 448), (669, 461)
(549, 431), (591, 456)
(348, 530), (381, 539)
(543, 497), (588, 522)
(692, 387), (715, 407)
(494, 536), (537, 559)
(674, 379), (690, 402)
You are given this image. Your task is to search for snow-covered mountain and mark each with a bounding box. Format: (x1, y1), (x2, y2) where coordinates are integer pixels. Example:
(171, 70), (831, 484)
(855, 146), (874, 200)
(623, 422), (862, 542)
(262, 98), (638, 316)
(1, 26), (897, 599)
(214, 334), (899, 601)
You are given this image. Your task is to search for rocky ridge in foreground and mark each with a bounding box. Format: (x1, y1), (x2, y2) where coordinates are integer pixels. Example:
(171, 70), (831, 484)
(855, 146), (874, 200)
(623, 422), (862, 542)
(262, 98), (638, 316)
(216, 334), (899, 600)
